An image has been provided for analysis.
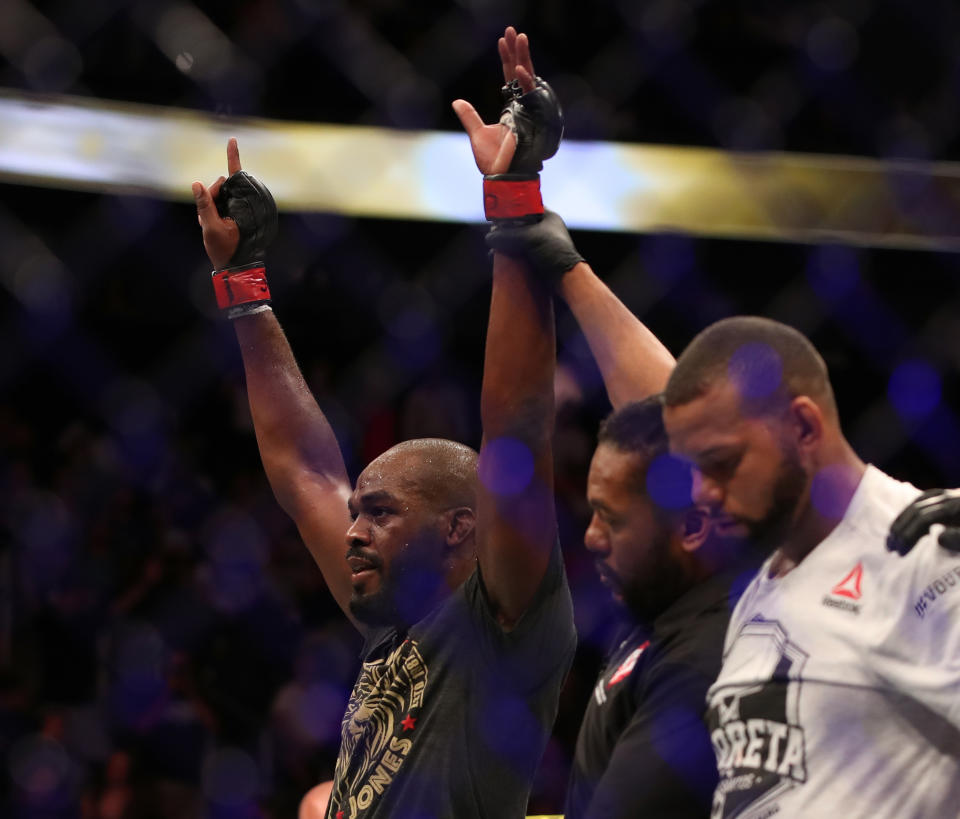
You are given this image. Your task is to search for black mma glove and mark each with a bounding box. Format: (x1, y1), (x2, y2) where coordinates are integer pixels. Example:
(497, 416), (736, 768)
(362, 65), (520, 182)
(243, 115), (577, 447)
(211, 170), (278, 319)
(886, 488), (960, 556)
(484, 77), (564, 224)
(486, 209), (584, 284)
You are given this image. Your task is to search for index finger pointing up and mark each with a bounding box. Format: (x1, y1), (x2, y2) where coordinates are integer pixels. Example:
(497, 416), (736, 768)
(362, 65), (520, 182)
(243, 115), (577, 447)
(226, 137), (242, 175)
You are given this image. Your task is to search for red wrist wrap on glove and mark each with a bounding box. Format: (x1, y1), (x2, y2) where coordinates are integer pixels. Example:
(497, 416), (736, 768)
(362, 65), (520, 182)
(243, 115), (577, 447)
(212, 263), (271, 313)
(483, 175), (543, 221)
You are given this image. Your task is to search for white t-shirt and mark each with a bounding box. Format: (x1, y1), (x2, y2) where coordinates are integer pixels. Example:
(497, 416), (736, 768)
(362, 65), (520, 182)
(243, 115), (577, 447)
(707, 465), (960, 819)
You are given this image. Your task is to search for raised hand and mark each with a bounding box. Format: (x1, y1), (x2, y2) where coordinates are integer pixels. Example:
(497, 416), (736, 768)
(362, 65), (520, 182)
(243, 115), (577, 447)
(499, 26), (536, 94)
(193, 138), (243, 270)
(193, 139), (277, 319)
(453, 27), (563, 224)
(451, 97), (517, 176)
(451, 26), (544, 175)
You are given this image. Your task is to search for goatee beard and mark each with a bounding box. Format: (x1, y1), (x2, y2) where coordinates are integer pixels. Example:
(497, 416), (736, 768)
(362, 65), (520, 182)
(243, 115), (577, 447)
(743, 447), (807, 554)
(349, 565), (447, 628)
(621, 529), (691, 624)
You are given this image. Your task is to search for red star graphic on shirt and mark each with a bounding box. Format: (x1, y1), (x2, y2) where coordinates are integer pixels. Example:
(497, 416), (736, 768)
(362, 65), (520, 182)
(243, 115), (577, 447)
(401, 714), (417, 732)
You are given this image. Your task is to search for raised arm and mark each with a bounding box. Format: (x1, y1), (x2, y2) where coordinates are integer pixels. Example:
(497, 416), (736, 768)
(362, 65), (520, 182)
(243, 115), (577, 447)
(193, 140), (356, 625)
(559, 262), (675, 406)
(486, 210), (675, 407)
(472, 32), (675, 407)
(453, 27), (560, 627)
(477, 249), (557, 628)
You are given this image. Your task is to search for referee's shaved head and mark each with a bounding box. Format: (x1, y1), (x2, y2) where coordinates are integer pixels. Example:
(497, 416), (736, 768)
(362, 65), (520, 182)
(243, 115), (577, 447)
(664, 316), (837, 419)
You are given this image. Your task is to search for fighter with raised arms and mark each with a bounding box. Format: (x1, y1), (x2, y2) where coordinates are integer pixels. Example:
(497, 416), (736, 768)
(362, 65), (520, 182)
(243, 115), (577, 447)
(192, 37), (576, 812)
(456, 29), (759, 818)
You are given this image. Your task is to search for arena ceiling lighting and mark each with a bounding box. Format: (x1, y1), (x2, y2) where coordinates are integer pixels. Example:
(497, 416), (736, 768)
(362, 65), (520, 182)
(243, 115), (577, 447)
(3, 89), (960, 250)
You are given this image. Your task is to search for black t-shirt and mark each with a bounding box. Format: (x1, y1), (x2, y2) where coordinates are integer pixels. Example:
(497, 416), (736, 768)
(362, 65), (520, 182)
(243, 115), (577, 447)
(326, 543), (576, 819)
(565, 571), (747, 819)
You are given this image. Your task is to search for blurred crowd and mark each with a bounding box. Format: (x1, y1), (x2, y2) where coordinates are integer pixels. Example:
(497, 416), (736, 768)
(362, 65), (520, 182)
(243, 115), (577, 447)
(0, 321), (629, 816)
(1, 387), (355, 817)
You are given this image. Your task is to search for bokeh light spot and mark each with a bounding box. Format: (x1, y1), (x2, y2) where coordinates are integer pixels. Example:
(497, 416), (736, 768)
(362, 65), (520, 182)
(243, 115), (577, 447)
(810, 464), (857, 519)
(728, 342), (783, 400)
(888, 359), (941, 421)
(642, 233), (695, 285)
(806, 17), (859, 72)
(479, 693), (539, 767)
(806, 244), (860, 301)
(297, 682), (345, 744)
(8, 735), (71, 797)
(651, 705), (715, 801)
(12, 254), (73, 317)
(202, 747), (259, 805)
(646, 454), (693, 510)
(115, 622), (167, 680)
(478, 437), (534, 497)
(175, 52), (195, 73)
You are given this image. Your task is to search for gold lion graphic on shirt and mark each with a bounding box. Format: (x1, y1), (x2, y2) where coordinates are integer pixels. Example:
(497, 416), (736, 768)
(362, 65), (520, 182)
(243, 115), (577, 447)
(328, 638), (428, 818)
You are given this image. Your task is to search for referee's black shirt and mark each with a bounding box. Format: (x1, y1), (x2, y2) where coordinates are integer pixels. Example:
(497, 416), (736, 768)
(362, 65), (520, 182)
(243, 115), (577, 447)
(565, 569), (749, 818)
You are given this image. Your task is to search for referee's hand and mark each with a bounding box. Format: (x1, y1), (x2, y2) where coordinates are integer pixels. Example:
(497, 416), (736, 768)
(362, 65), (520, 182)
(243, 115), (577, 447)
(887, 488), (960, 555)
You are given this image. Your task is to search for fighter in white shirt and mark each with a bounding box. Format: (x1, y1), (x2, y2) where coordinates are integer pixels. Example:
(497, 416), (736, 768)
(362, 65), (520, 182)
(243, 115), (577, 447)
(661, 315), (960, 818)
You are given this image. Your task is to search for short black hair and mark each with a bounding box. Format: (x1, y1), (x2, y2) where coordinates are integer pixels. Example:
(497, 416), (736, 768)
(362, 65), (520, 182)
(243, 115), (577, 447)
(664, 315), (836, 417)
(596, 396), (673, 497)
(597, 396), (699, 522)
(597, 395), (669, 461)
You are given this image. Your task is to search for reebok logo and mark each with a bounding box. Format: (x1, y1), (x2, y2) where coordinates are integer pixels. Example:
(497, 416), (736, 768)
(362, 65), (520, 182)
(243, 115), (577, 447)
(831, 563), (863, 599)
(821, 563), (863, 614)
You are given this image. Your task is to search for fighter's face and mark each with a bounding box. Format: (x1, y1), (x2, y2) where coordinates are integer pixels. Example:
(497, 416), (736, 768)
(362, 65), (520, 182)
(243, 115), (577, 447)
(584, 443), (685, 620)
(663, 379), (808, 550)
(345, 457), (447, 626)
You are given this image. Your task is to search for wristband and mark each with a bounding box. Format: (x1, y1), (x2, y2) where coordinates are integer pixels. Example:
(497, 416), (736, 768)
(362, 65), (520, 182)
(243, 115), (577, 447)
(483, 174), (543, 222)
(212, 262), (272, 319)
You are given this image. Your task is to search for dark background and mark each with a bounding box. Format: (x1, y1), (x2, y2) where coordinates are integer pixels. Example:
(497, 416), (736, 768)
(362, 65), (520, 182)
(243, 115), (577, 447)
(3, 0), (960, 816)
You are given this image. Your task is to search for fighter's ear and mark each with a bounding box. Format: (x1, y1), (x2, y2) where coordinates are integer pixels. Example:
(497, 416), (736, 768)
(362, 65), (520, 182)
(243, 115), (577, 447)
(445, 507), (476, 548)
(680, 507), (710, 553)
(788, 395), (824, 450)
